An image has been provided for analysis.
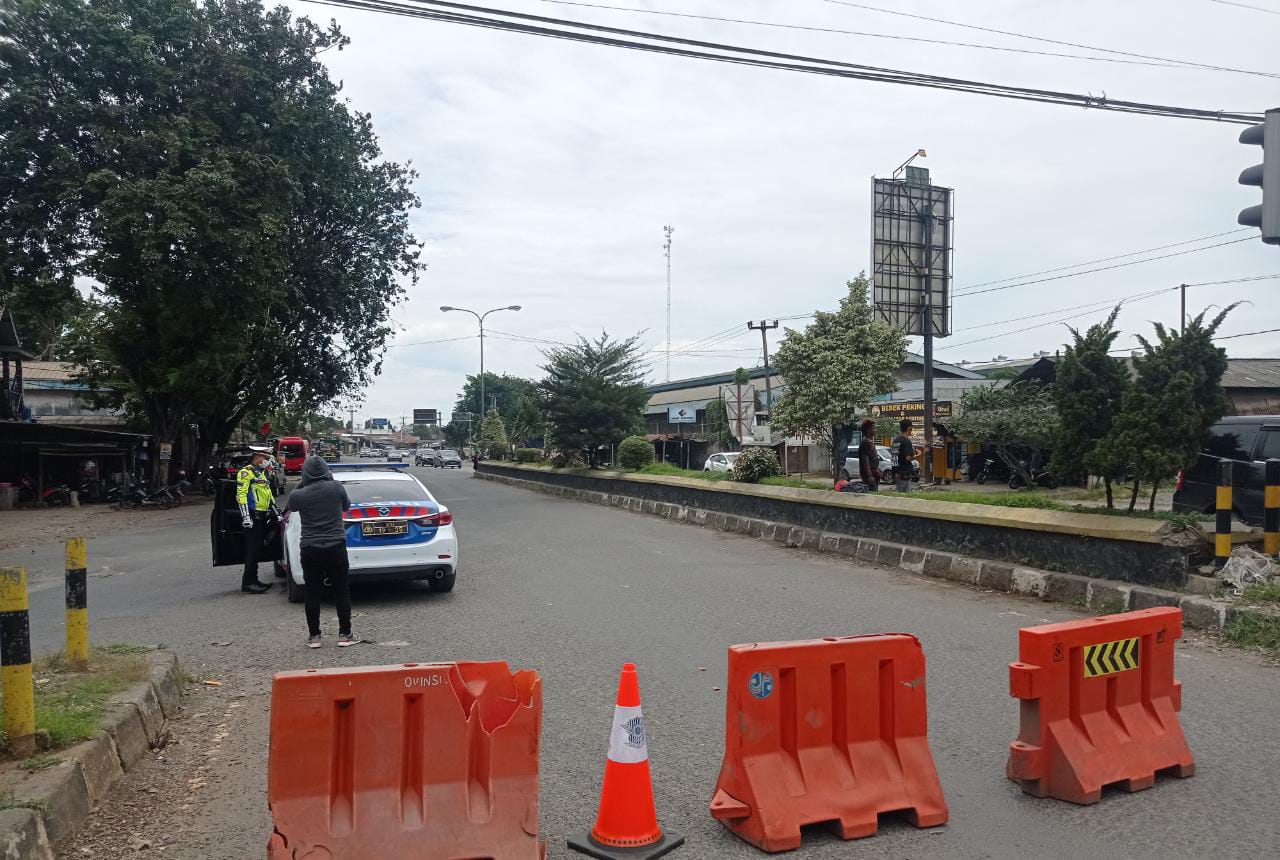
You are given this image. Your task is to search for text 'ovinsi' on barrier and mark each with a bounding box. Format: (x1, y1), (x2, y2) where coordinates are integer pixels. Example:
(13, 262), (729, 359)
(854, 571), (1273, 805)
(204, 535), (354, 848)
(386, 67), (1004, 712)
(710, 634), (948, 853)
(1006, 607), (1194, 805)
(267, 661), (545, 860)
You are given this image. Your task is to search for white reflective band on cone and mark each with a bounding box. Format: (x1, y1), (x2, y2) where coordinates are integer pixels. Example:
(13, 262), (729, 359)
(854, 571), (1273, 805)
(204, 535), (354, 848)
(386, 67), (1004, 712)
(606, 704), (649, 764)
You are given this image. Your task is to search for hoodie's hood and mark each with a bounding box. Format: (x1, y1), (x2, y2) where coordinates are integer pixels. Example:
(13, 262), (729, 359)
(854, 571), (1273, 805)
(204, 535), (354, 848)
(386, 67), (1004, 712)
(299, 456), (332, 487)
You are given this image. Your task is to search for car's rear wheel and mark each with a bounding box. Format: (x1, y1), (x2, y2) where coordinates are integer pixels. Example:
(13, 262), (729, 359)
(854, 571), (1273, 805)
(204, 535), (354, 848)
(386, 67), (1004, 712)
(429, 571), (456, 593)
(286, 575), (305, 603)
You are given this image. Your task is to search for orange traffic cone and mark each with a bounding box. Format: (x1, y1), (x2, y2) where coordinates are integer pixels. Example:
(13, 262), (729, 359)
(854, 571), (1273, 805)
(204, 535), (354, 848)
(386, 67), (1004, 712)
(568, 663), (685, 859)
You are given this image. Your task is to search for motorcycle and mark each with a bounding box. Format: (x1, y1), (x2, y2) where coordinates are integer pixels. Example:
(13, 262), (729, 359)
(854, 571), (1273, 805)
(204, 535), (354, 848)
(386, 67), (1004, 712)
(42, 483), (72, 507)
(1009, 467), (1059, 490)
(120, 483), (177, 510)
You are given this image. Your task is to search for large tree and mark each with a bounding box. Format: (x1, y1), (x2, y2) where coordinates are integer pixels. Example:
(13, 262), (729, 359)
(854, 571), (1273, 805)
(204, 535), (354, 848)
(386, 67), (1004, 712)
(1051, 306), (1129, 507)
(7, 0), (421, 480)
(540, 333), (647, 467)
(507, 393), (544, 449)
(453, 373), (539, 431)
(951, 382), (1060, 489)
(1096, 308), (1234, 511)
(771, 276), (907, 478)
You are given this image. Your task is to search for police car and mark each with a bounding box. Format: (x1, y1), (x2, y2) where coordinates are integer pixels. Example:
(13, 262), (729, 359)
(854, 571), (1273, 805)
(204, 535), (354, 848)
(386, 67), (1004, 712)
(209, 463), (457, 602)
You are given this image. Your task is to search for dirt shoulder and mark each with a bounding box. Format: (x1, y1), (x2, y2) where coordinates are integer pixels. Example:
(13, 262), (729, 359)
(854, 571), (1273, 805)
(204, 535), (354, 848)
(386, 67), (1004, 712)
(0, 497), (213, 553)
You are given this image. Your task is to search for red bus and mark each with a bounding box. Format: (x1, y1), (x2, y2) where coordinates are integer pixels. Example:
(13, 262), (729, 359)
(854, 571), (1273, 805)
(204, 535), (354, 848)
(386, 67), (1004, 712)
(275, 436), (309, 475)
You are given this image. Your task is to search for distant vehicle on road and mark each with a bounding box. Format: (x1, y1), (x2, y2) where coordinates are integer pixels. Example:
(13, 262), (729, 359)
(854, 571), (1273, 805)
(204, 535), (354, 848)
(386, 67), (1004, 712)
(1173, 415), (1280, 525)
(432, 448), (463, 469)
(415, 448), (433, 466)
(386, 449), (403, 462)
(359, 448), (378, 459)
(275, 436), (308, 475)
(704, 452), (741, 473)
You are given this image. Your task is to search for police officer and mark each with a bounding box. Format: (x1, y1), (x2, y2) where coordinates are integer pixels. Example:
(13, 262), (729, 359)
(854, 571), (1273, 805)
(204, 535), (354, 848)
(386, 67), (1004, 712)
(237, 449), (276, 594)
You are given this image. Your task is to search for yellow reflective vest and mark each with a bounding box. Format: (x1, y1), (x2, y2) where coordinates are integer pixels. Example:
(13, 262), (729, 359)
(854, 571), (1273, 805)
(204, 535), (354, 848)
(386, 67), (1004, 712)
(236, 466), (274, 512)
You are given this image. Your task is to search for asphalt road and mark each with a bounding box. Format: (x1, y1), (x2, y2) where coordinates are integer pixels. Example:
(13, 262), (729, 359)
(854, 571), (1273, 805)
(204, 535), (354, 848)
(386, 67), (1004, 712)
(2, 464), (1276, 858)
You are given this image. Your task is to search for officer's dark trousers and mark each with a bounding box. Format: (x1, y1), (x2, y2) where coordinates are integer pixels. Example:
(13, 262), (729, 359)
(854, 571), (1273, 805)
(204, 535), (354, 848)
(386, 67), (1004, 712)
(243, 514), (268, 587)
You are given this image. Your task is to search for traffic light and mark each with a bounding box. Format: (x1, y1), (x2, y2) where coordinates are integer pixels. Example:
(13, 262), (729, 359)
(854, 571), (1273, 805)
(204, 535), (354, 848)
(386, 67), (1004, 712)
(1238, 107), (1280, 245)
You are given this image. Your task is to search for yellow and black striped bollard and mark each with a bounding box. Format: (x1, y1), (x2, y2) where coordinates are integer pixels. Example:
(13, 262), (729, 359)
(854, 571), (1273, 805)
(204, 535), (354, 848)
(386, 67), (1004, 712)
(0, 566), (35, 757)
(1215, 459), (1233, 569)
(66, 537), (88, 671)
(1266, 459), (1280, 557)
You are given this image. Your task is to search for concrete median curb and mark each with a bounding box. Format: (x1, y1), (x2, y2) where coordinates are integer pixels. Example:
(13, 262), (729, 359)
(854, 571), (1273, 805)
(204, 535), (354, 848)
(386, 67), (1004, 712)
(475, 469), (1259, 635)
(0, 651), (182, 858)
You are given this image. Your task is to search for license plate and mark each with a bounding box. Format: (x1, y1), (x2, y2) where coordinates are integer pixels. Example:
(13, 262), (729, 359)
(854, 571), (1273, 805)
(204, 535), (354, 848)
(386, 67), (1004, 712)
(362, 521), (407, 537)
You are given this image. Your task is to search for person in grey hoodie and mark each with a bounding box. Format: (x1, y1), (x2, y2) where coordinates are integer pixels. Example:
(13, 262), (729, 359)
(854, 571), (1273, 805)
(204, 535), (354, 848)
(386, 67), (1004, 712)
(284, 456), (353, 648)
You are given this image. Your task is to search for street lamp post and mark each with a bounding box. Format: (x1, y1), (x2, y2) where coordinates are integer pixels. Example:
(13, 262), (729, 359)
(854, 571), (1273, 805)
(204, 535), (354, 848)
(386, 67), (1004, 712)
(440, 305), (522, 440)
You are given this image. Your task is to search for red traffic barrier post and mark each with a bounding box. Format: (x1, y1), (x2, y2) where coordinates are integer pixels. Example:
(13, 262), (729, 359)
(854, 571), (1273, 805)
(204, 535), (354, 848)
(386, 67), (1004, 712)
(267, 661), (545, 860)
(1007, 607), (1194, 805)
(710, 634), (948, 853)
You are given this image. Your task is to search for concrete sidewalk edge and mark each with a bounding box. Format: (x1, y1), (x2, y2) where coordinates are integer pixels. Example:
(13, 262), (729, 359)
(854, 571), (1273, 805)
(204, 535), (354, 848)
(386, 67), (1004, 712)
(475, 470), (1273, 637)
(0, 650), (182, 857)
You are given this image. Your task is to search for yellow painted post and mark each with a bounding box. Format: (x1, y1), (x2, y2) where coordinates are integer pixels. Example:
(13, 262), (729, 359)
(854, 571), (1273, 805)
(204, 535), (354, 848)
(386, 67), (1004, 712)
(1215, 459), (1233, 569)
(65, 537), (88, 671)
(1265, 460), (1280, 557)
(0, 567), (35, 757)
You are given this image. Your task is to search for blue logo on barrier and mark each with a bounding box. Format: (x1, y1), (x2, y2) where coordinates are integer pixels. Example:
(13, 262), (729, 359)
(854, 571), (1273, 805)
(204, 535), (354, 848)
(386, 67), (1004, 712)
(748, 671), (774, 700)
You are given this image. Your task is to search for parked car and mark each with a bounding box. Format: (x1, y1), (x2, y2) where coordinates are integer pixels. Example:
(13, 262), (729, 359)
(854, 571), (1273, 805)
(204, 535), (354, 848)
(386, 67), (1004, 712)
(360, 448), (378, 459)
(703, 452), (741, 473)
(1173, 416), (1280, 525)
(433, 449), (463, 469)
(840, 445), (920, 484)
(282, 463), (457, 601)
(386, 448), (403, 462)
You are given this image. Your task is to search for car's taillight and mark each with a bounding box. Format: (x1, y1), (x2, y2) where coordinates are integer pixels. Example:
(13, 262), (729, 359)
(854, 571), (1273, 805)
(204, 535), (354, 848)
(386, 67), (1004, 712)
(1175, 469), (1185, 492)
(412, 510), (453, 527)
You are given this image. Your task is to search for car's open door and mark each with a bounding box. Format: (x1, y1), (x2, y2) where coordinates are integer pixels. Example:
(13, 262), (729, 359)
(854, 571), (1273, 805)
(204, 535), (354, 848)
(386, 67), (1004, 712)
(210, 480), (283, 566)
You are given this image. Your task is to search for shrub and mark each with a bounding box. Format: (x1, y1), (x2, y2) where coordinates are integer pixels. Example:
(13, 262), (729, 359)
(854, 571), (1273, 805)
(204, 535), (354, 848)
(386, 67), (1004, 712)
(732, 447), (782, 483)
(549, 450), (585, 469)
(617, 435), (654, 470)
(514, 448), (542, 463)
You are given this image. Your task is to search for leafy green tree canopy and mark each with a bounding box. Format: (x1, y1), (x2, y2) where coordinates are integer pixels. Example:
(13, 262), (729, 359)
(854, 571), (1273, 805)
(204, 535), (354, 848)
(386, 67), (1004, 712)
(476, 407), (509, 459)
(1097, 307), (1234, 510)
(771, 276), (907, 476)
(952, 382), (1060, 487)
(1051, 306), (1129, 504)
(454, 373), (538, 430)
(540, 332), (648, 466)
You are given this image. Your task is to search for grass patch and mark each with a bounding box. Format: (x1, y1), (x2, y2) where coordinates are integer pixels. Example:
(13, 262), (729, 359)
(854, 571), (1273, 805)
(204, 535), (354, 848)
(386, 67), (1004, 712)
(1240, 583), (1280, 606)
(0, 646), (150, 754)
(1225, 612), (1280, 652)
(633, 463), (732, 481)
(98, 643), (152, 656)
(19, 755), (57, 773)
(761, 476), (831, 491)
(911, 490), (1062, 510)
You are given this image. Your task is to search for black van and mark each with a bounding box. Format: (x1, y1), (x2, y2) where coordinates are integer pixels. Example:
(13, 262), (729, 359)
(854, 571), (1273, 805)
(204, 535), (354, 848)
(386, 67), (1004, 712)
(1171, 416), (1280, 525)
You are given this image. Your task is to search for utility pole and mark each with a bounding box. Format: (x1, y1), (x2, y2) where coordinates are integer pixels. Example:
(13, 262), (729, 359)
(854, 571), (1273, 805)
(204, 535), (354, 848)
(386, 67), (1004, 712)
(922, 208), (936, 484)
(1180, 283), (1187, 335)
(747, 320), (779, 420)
(663, 224), (674, 382)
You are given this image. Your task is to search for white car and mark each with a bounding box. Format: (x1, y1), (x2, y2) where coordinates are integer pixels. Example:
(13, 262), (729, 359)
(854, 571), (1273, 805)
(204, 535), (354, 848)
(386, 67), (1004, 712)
(704, 452), (741, 473)
(276, 464), (458, 602)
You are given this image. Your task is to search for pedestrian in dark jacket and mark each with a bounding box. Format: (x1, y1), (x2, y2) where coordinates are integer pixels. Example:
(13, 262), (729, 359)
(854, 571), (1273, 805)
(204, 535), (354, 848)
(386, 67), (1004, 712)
(284, 456), (353, 649)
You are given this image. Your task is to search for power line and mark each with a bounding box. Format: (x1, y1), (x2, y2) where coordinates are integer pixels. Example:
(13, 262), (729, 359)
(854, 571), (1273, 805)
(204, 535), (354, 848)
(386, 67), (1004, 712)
(950, 287), (1177, 334)
(938, 288), (1174, 352)
(1214, 326), (1280, 340)
(301, 0), (1263, 124)
(533, 0), (1200, 71)
(386, 334), (477, 348)
(957, 228), (1252, 292)
(954, 236), (1256, 298)
(1206, 0), (1280, 15)
(821, 0), (1280, 79)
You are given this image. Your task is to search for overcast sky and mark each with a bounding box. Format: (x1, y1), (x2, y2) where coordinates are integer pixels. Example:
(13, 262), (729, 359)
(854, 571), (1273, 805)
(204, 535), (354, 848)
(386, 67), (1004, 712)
(283, 0), (1280, 426)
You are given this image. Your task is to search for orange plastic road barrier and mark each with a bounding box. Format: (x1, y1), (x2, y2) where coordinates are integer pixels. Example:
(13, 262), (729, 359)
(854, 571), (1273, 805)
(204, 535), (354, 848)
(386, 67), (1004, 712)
(266, 661), (545, 860)
(1007, 607), (1195, 805)
(568, 663), (684, 859)
(710, 635), (948, 853)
